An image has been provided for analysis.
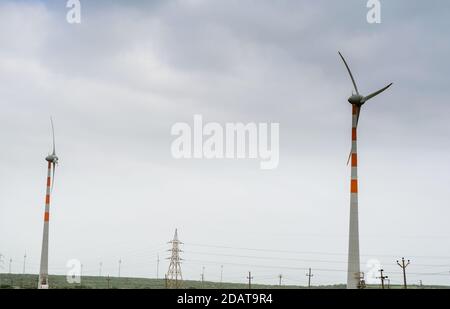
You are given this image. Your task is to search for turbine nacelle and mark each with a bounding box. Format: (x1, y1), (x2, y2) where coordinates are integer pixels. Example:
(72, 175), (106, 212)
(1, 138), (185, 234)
(348, 94), (365, 106)
(45, 154), (58, 164)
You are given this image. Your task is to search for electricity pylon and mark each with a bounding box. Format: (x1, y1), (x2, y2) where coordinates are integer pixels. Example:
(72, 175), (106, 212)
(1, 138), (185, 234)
(166, 228), (183, 288)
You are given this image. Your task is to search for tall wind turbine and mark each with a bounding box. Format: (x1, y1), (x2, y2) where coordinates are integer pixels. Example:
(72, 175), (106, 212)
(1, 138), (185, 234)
(38, 118), (59, 289)
(338, 52), (392, 289)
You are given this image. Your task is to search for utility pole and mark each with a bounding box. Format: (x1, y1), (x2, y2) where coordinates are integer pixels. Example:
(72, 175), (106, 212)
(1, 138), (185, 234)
(99, 262), (102, 277)
(201, 266), (205, 287)
(106, 275), (111, 289)
(247, 271), (253, 289)
(306, 268), (314, 288)
(377, 269), (388, 289)
(9, 258), (12, 274)
(220, 265), (223, 284)
(386, 278), (391, 289)
(396, 257), (410, 289)
(79, 264), (83, 288)
(278, 274), (283, 286)
(157, 254), (160, 279)
(118, 259), (122, 278)
(23, 253), (27, 274)
(0, 254), (3, 287)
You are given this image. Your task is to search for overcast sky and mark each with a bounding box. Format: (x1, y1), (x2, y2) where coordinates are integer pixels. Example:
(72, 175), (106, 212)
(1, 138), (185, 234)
(1, 0), (450, 286)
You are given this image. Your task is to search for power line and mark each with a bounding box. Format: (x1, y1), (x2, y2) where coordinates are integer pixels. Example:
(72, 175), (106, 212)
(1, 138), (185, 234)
(183, 257), (446, 277)
(185, 242), (450, 260)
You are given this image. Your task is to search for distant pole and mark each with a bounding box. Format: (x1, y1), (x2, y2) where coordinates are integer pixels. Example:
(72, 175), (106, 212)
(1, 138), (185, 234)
(165, 274), (168, 289)
(0, 254), (3, 287)
(201, 266), (205, 287)
(419, 280), (423, 288)
(386, 278), (391, 289)
(157, 254), (160, 279)
(247, 271), (253, 289)
(377, 269), (388, 289)
(106, 275), (111, 289)
(278, 274), (283, 286)
(9, 258), (12, 274)
(118, 259), (122, 278)
(99, 262), (103, 277)
(80, 264), (83, 287)
(396, 257), (410, 289)
(306, 268), (314, 288)
(23, 253), (27, 274)
(220, 265), (223, 284)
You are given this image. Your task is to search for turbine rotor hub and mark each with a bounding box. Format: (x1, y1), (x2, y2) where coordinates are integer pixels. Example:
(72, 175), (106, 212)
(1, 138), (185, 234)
(348, 94), (364, 105)
(45, 154), (58, 163)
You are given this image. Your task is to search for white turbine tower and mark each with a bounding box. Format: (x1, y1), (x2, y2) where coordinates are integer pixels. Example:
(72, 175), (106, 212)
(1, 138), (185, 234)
(338, 52), (392, 289)
(38, 118), (59, 289)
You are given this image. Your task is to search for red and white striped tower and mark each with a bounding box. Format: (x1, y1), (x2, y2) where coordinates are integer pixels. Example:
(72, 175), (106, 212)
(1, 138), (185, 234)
(338, 52), (392, 289)
(347, 104), (360, 289)
(38, 161), (53, 289)
(38, 119), (58, 289)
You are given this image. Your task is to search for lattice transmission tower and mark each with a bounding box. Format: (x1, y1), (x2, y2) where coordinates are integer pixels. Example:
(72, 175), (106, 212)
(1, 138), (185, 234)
(166, 228), (183, 288)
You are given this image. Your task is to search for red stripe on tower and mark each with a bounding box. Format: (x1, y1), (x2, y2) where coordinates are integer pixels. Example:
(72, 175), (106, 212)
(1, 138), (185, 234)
(351, 179), (358, 193)
(351, 153), (358, 167)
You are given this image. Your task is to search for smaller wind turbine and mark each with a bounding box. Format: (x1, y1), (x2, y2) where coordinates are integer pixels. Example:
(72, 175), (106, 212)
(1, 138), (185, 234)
(338, 52), (392, 289)
(38, 118), (59, 289)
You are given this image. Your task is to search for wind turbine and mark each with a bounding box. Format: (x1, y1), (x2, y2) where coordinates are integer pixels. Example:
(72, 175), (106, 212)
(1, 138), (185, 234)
(338, 52), (392, 289)
(38, 118), (59, 289)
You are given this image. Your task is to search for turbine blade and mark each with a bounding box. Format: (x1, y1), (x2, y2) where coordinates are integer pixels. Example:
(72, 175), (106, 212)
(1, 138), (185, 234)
(362, 83), (393, 103)
(51, 163), (56, 193)
(355, 106), (361, 128)
(338, 51), (359, 94)
(51, 117), (56, 155)
(347, 106), (361, 165)
(346, 150), (352, 166)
